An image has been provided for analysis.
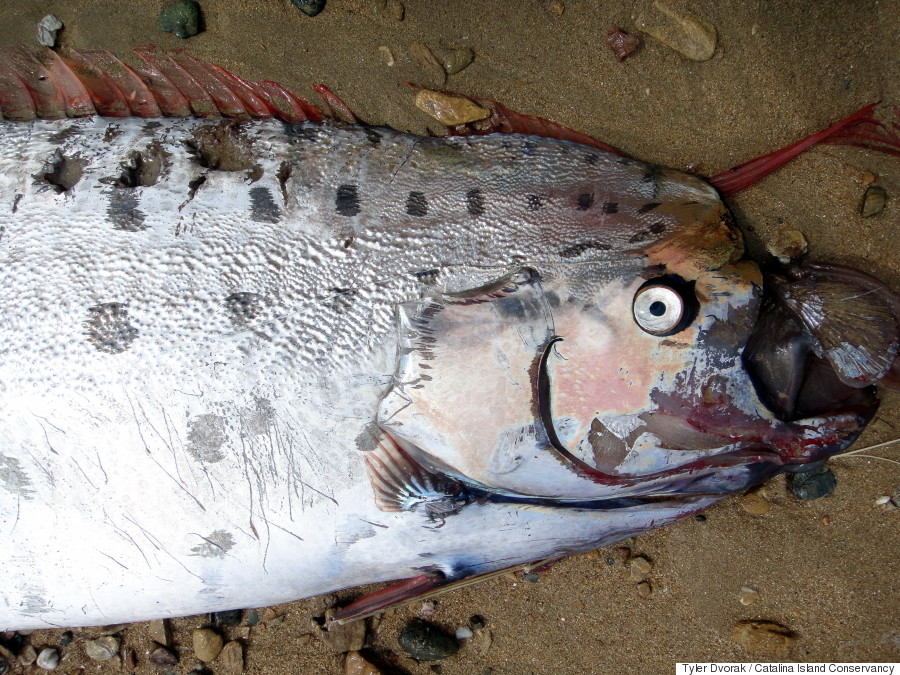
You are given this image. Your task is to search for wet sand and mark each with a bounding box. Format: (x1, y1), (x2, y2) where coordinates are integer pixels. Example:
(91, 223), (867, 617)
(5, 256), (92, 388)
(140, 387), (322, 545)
(0, 1), (897, 673)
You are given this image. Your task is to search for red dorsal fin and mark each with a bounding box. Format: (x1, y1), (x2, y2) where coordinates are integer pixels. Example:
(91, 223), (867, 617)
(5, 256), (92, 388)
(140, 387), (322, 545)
(78, 49), (161, 117)
(1, 47), (66, 120)
(38, 48), (95, 118)
(168, 50), (249, 119)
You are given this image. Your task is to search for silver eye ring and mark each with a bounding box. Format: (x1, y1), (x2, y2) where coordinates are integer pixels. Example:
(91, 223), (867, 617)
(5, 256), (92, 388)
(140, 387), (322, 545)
(633, 284), (685, 335)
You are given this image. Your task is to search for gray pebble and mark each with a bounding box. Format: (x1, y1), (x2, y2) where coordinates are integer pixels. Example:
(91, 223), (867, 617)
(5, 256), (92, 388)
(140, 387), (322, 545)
(37, 14), (63, 48)
(245, 609), (261, 626)
(788, 465), (836, 501)
(158, 0), (204, 39)
(58, 632), (73, 647)
(398, 619), (460, 661)
(212, 609), (244, 627)
(84, 636), (120, 662)
(455, 626), (473, 640)
(291, 0), (326, 16)
(35, 648), (59, 670)
(150, 646), (179, 667)
(522, 572), (540, 583)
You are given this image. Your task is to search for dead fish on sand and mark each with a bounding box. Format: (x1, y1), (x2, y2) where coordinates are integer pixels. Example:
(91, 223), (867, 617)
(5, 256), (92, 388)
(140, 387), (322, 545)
(0, 46), (897, 629)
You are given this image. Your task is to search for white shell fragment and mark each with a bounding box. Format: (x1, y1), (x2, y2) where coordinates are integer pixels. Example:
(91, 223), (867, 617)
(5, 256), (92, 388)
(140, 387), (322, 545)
(37, 14), (64, 48)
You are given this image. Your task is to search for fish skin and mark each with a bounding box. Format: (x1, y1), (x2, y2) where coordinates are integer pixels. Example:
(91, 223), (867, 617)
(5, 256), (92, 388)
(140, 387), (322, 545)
(0, 116), (882, 628)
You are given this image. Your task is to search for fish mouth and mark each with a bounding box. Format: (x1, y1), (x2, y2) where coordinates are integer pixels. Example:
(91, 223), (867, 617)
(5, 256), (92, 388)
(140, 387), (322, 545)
(743, 262), (898, 459)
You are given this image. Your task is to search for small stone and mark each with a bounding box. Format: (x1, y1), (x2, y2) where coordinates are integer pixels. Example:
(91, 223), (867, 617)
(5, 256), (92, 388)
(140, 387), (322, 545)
(58, 632), (73, 647)
(739, 586), (759, 606)
(732, 621), (796, 656)
(860, 185), (887, 218)
(345, 651), (382, 675)
(291, 0), (326, 16)
(822, 515), (832, 525)
(217, 641), (244, 674)
(419, 600), (436, 617)
(455, 626), (473, 640)
(550, 1), (564, 15)
(434, 46), (474, 75)
(469, 615), (487, 631)
(522, 572), (540, 583)
(860, 171), (877, 187)
(312, 608), (366, 652)
(695, 514), (707, 522)
(149, 646), (178, 667)
(159, 0), (203, 38)
(213, 609), (244, 627)
(19, 644), (37, 666)
(84, 636), (120, 661)
(193, 628), (224, 662)
(125, 648), (137, 671)
(37, 14), (64, 48)
(788, 465), (836, 501)
(415, 90), (491, 126)
(637, 1), (717, 61)
(410, 43), (447, 86)
(149, 619), (172, 647)
(245, 609), (261, 626)
(742, 487), (770, 515)
(767, 229), (808, 263)
(607, 27), (641, 61)
(629, 555), (652, 580)
(260, 607), (283, 623)
(398, 619), (460, 662)
(636, 581), (653, 598)
(875, 495), (892, 506)
(35, 648), (59, 670)
(378, 46), (395, 67)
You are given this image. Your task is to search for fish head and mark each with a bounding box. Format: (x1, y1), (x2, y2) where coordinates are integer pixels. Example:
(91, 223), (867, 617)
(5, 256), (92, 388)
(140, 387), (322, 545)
(377, 168), (895, 504)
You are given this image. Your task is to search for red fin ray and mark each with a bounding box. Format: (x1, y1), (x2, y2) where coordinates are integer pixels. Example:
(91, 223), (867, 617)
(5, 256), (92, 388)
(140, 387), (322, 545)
(60, 49), (131, 117)
(79, 49), (161, 118)
(1, 47), (66, 120)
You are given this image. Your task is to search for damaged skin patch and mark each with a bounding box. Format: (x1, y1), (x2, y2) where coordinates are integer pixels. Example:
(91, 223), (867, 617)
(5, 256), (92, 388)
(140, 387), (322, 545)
(85, 303), (138, 353)
(108, 190), (148, 232)
(113, 141), (169, 188)
(249, 187), (281, 223)
(37, 150), (84, 192)
(188, 122), (255, 171)
(187, 414), (228, 463)
(0, 455), (34, 499)
(189, 530), (235, 558)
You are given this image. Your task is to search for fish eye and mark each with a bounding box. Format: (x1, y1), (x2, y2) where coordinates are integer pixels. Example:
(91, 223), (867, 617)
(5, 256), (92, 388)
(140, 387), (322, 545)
(632, 277), (697, 336)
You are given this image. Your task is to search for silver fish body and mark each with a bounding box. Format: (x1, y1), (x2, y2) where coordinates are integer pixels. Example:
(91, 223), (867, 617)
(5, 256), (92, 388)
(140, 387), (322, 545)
(0, 117), (891, 628)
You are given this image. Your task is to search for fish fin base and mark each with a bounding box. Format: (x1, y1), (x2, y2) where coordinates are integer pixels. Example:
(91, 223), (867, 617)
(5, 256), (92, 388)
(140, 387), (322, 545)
(363, 429), (467, 515)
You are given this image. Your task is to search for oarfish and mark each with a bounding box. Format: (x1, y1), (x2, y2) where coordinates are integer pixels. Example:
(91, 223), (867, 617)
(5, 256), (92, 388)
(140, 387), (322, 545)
(0, 47), (897, 629)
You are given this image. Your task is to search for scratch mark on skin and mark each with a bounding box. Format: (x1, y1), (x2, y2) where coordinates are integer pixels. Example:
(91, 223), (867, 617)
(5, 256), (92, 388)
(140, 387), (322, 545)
(98, 550), (129, 570)
(23, 445), (56, 487)
(71, 459), (99, 491)
(123, 513), (204, 581)
(361, 519), (390, 529)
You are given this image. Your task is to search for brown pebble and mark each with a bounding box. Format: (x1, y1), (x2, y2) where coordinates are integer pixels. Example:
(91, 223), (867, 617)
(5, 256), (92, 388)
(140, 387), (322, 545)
(732, 620), (796, 656)
(312, 608), (367, 652)
(84, 635), (121, 662)
(148, 618), (171, 647)
(607, 27), (641, 61)
(409, 42), (446, 86)
(437, 46), (475, 75)
(860, 171), (877, 187)
(193, 628), (225, 662)
(149, 646), (178, 667)
(218, 640), (244, 674)
(766, 229), (808, 263)
(860, 185), (887, 218)
(550, 1), (564, 15)
(637, 1), (717, 61)
(345, 651), (382, 675)
(742, 488), (770, 515)
(378, 46), (395, 67)
(18, 644), (37, 666)
(125, 648), (137, 671)
(415, 90), (490, 126)
(629, 555), (652, 580)
(822, 515), (832, 525)
(739, 586), (759, 606)
(636, 581), (653, 598)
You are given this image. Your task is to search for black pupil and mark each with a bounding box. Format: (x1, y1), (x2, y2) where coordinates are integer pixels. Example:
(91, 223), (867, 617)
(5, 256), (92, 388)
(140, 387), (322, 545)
(649, 301), (666, 317)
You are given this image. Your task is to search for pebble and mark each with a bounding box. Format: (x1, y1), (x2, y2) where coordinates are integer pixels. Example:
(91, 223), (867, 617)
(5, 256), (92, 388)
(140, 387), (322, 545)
(345, 651), (382, 675)
(193, 628), (225, 662)
(637, 1), (717, 61)
(860, 185), (887, 218)
(767, 229), (808, 263)
(59, 632), (73, 647)
(607, 27), (640, 61)
(379, 46), (395, 67)
(741, 488), (770, 515)
(788, 465), (836, 501)
(213, 609), (244, 627)
(398, 619), (460, 661)
(218, 641), (244, 674)
(469, 615), (487, 631)
(37, 14), (63, 48)
(419, 601), (436, 617)
(245, 609), (261, 626)
(149, 646), (179, 667)
(739, 586), (759, 606)
(291, 0), (326, 16)
(410, 43), (447, 86)
(434, 46), (475, 75)
(636, 581), (653, 598)
(158, 0), (204, 39)
(149, 619), (172, 646)
(732, 620), (796, 656)
(125, 648), (137, 671)
(84, 636), (120, 662)
(549, 1), (564, 16)
(455, 626), (473, 640)
(415, 90), (491, 126)
(522, 572), (540, 583)
(312, 608), (367, 652)
(18, 644), (37, 666)
(629, 555), (652, 580)
(35, 648), (59, 670)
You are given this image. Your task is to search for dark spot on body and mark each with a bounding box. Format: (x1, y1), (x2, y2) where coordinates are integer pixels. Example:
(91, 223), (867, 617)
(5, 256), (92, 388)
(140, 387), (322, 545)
(113, 141), (168, 188)
(649, 221), (666, 234)
(184, 175), (207, 205)
(344, 237), (353, 248)
(85, 303), (138, 353)
(48, 125), (79, 144)
(527, 194), (544, 210)
(103, 124), (122, 143)
(225, 292), (266, 324)
(638, 202), (661, 214)
(415, 269), (440, 285)
(466, 189), (485, 216)
(328, 287), (356, 312)
(545, 291), (561, 308)
(287, 124), (320, 141)
(364, 128), (383, 145)
(246, 164), (264, 183)
(559, 241), (612, 258)
(576, 192), (595, 210)
(406, 191), (428, 217)
(276, 161), (292, 205)
(11, 194), (22, 213)
(601, 202), (618, 214)
(336, 184), (361, 217)
(108, 190), (147, 231)
(249, 187), (281, 223)
(585, 153), (598, 165)
(189, 529), (234, 557)
(188, 121), (254, 171)
(187, 415), (227, 463)
(629, 231), (650, 243)
(38, 151), (84, 192)
(142, 121), (162, 131)
(522, 141), (536, 155)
